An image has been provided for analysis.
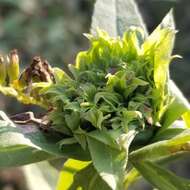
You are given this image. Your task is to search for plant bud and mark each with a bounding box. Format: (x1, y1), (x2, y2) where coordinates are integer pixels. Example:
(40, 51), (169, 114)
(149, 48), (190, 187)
(18, 68), (31, 89)
(7, 49), (20, 83)
(0, 55), (6, 85)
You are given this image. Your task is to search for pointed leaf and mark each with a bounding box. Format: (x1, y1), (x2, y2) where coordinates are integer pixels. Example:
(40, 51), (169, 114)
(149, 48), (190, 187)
(161, 80), (190, 129)
(87, 130), (136, 190)
(159, 9), (175, 30)
(133, 161), (190, 190)
(130, 129), (190, 163)
(143, 10), (175, 90)
(91, 0), (147, 37)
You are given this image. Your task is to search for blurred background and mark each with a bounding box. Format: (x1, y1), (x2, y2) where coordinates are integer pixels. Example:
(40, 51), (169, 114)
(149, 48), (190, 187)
(0, 0), (190, 189)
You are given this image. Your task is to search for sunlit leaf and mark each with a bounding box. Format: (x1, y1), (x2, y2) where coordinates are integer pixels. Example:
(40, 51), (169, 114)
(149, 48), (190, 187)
(87, 130), (136, 189)
(182, 111), (190, 128)
(56, 159), (110, 190)
(0, 85), (47, 108)
(161, 80), (190, 129)
(130, 128), (190, 163)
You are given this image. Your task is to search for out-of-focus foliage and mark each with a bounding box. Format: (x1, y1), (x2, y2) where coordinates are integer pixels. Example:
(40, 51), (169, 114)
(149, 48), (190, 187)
(0, 0), (93, 69)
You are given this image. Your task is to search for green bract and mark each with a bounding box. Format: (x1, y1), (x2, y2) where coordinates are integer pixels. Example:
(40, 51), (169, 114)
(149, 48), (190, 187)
(44, 25), (175, 147)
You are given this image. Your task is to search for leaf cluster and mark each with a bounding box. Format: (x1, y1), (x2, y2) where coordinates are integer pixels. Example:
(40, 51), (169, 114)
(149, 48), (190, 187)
(0, 0), (190, 190)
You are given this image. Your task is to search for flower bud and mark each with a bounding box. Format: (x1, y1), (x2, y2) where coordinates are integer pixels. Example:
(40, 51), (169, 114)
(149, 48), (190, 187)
(0, 55), (6, 85)
(18, 68), (30, 89)
(7, 49), (20, 83)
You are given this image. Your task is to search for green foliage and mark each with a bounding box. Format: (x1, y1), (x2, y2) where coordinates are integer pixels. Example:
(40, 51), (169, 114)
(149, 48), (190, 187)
(161, 80), (190, 129)
(0, 0), (190, 190)
(44, 24), (175, 140)
(56, 159), (110, 190)
(134, 161), (190, 190)
(0, 110), (90, 168)
(130, 128), (190, 162)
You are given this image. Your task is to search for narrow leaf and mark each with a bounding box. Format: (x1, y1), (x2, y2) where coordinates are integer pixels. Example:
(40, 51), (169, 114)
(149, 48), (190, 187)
(130, 129), (190, 163)
(133, 161), (190, 190)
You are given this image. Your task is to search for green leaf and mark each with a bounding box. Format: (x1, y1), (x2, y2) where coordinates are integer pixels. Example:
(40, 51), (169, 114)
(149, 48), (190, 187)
(0, 85), (18, 96)
(183, 111), (190, 128)
(0, 85), (47, 108)
(161, 80), (190, 129)
(152, 121), (186, 142)
(87, 130), (136, 190)
(0, 112), (90, 167)
(143, 10), (175, 54)
(94, 92), (120, 109)
(91, 0), (147, 37)
(79, 83), (97, 102)
(56, 159), (111, 190)
(133, 161), (190, 190)
(65, 111), (80, 131)
(87, 137), (125, 189)
(0, 121), (54, 167)
(53, 67), (72, 83)
(84, 107), (104, 129)
(86, 129), (123, 149)
(130, 128), (190, 163)
(153, 28), (175, 91)
(56, 159), (90, 190)
(142, 10), (176, 121)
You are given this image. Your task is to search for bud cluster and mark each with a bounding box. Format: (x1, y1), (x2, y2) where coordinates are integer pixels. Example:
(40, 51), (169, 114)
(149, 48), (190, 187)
(0, 49), (20, 86)
(0, 49), (55, 107)
(0, 49), (55, 89)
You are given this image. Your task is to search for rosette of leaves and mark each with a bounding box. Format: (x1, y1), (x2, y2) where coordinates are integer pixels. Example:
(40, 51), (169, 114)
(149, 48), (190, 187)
(0, 0), (190, 190)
